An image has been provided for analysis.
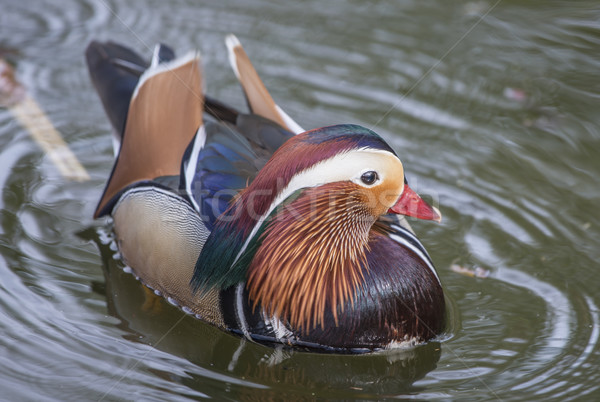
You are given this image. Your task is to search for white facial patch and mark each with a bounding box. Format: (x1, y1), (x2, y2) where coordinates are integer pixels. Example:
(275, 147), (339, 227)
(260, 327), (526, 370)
(231, 148), (403, 266)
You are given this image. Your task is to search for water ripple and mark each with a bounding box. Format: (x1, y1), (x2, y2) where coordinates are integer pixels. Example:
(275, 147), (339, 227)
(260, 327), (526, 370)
(1, 0), (599, 400)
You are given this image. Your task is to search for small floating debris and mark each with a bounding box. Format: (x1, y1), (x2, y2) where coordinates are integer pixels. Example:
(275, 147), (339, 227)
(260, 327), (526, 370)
(0, 58), (25, 105)
(503, 87), (528, 102)
(450, 264), (490, 278)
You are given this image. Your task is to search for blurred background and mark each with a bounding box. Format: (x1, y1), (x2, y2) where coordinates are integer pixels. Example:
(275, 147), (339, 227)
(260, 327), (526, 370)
(1, 0), (599, 400)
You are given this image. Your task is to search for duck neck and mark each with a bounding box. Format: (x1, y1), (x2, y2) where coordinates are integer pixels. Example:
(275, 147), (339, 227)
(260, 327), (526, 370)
(245, 182), (375, 331)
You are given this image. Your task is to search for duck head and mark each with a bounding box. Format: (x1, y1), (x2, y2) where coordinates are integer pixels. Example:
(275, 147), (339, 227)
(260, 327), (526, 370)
(244, 124), (441, 224)
(193, 123), (442, 338)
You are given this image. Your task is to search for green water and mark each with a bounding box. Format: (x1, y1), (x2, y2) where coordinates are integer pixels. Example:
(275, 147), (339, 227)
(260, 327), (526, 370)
(1, 0), (599, 400)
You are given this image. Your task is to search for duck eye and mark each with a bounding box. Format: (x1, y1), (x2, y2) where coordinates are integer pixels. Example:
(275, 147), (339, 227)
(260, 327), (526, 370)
(360, 171), (379, 185)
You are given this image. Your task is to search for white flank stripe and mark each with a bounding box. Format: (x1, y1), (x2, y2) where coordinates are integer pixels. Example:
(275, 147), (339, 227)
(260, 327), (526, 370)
(184, 126), (207, 213)
(236, 283), (252, 340)
(389, 225), (441, 284)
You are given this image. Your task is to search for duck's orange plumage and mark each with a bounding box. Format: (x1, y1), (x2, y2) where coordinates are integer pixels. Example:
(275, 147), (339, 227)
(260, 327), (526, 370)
(247, 182), (371, 331)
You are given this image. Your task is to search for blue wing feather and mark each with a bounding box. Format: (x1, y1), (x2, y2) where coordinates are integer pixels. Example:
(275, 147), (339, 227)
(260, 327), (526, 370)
(183, 116), (293, 230)
(186, 115), (294, 289)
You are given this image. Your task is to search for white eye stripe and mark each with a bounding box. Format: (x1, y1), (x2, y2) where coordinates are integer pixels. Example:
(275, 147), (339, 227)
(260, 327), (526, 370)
(278, 149), (396, 210)
(231, 148), (401, 266)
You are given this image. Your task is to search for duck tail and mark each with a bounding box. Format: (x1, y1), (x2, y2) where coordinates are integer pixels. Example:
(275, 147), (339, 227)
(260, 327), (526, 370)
(85, 41), (147, 142)
(225, 35), (304, 134)
(87, 41), (204, 218)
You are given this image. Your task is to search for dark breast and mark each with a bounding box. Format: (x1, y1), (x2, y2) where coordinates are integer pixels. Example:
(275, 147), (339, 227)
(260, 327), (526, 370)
(219, 230), (445, 352)
(297, 231), (446, 350)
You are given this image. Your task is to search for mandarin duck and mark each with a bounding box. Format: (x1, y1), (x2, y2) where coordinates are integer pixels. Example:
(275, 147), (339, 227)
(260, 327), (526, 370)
(85, 35), (445, 352)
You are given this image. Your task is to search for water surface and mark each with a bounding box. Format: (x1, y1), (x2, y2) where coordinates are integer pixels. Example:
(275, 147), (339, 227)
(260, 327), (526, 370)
(1, 0), (599, 400)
